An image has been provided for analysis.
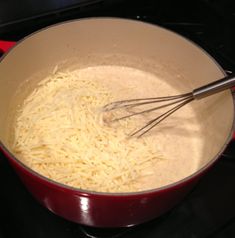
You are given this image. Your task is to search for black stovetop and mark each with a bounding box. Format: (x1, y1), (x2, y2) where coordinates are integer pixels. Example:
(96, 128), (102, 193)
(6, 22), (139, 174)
(1, 1), (235, 237)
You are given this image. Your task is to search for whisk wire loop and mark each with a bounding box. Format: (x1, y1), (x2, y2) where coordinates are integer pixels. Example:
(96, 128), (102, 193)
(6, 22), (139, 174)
(111, 94), (193, 122)
(102, 93), (192, 112)
(102, 74), (235, 137)
(130, 97), (194, 137)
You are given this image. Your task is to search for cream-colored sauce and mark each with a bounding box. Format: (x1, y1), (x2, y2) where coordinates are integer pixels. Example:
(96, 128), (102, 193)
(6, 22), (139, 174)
(76, 65), (203, 189)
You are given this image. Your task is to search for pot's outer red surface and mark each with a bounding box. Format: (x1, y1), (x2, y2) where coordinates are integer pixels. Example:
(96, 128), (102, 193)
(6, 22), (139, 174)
(2, 146), (205, 227)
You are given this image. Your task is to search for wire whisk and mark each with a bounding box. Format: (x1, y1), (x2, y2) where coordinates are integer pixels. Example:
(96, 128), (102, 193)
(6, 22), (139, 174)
(102, 75), (235, 137)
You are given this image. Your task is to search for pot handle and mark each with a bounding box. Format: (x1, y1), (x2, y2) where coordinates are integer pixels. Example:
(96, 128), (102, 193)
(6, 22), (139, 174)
(0, 40), (16, 54)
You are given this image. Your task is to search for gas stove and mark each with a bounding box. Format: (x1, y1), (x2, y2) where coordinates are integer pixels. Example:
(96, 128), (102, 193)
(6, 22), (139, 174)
(0, 1), (235, 237)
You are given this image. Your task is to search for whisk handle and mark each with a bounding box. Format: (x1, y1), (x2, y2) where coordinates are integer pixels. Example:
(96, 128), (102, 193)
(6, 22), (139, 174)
(193, 75), (235, 99)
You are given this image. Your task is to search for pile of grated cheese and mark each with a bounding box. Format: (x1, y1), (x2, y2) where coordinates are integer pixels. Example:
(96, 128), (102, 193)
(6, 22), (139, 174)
(12, 69), (164, 192)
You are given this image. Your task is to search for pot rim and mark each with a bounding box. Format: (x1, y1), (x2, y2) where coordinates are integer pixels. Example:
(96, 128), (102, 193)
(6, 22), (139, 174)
(0, 17), (234, 197)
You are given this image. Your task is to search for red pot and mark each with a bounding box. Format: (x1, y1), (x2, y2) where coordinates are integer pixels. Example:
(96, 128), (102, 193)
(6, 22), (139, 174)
(0, 18), (234, 227)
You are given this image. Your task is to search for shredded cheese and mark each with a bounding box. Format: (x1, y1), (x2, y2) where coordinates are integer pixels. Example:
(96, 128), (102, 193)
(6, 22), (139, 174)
(12, 68), (164, 192)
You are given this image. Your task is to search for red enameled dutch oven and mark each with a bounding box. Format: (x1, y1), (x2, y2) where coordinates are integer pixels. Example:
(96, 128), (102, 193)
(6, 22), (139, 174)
(0, 18), (234, 227)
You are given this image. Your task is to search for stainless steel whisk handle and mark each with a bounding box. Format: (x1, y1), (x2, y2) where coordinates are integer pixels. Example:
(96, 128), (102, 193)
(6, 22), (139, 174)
(193, 75), (235, 100)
